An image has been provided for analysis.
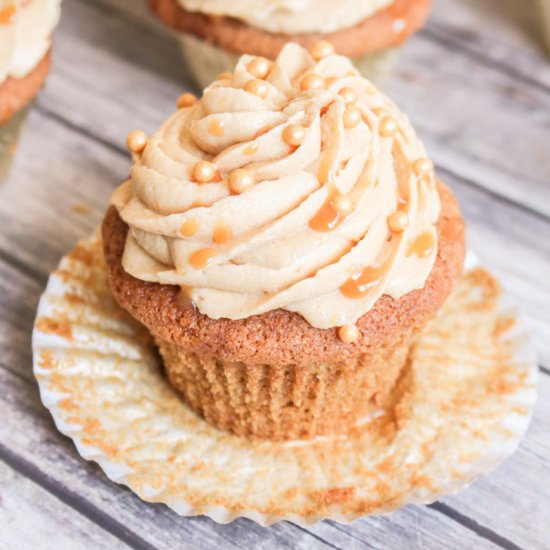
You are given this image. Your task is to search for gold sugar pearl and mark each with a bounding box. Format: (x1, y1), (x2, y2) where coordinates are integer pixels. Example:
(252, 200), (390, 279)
(177, 92), (197, 109)
(247, 57), (271, 79)
(300, 73), (325, 92)
(332, 194), (353, 216)
(245, 79), (269, 99)
(310, 40), (335, 61)
(343, 107), (361, 129)
(283, 124), (306, 147)
(338, 87), (357, 105)
(338, 324), (360, 344)
(193, 160), (217, 183)
(229, 169), (255, 194)
(413, 158), (434, 176)
(380, 116), (398, 137)
(387, 211), (409, 232)
(126, 130), (148, 154)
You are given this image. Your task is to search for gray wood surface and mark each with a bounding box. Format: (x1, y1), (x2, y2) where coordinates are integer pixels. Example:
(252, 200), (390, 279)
(0, 0), (548, 548)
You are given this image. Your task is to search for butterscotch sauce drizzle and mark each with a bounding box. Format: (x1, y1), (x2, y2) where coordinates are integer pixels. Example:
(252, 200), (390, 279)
(244, 143), (258, 155)
(309, 196), (341, 232)
(407, 232), (435, 258)
(208, 119), (225, 136)
(189, 248), (216, 268)
(181, 219), (200, 236)
(213, 222), (232, 244)
(340, 263), (388, 299)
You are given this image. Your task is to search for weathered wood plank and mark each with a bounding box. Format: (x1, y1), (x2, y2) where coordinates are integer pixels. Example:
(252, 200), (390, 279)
(0, 366), (505, 550)
(0, 460), (127, 550)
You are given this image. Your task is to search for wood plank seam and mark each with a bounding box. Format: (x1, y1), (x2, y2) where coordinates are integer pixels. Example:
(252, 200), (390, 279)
(420, 24), (550, 96)
(429, 503), (525, 550)
(289, 524), (344, 550)
(0, 442), (151, 550)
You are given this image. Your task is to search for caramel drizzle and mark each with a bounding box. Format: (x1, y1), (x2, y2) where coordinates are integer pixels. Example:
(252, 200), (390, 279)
(0, 3), (15, 25)
(181, 219), (200, 236)
(213, 222), (232, 245)
(407, 232), (435, 258)
(208, 119), (225, 136)
(189, 248), (216, 268)
(244, 143), (258, 155)
(340, 262), (388, 299)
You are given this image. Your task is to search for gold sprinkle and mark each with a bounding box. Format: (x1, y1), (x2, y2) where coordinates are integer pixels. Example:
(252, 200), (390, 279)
(244, 79), (269, 99)
(193, 161), (217, 183)
(177, 92), (197, 108)
(310, 40), (335, 60)
(380, 116), (398, 137)
(300, 73), (325, 91)
(283, 124), (306, 147)
(343, 107), (361, 129)
(338, 87), (357, 105)
(126, 130), (147, 154)
(413, 158), (434, 176)
(338, 324), (360, 343)
(247, 57), (271, 79)
(387, 211), (409, 232)
(229, 169), (255, 194)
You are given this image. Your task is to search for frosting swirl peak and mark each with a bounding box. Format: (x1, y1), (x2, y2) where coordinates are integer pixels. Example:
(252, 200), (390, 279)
(112, 43), (440, 329)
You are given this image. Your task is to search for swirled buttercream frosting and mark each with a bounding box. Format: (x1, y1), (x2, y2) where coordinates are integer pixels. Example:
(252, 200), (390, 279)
(112, 43), (440, 330)
(176, 0), (394, 35)
(0, 0), (61, 84)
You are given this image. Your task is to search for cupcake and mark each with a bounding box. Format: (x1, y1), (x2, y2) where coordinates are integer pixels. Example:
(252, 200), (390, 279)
(540, 0), (550, 54)
(0, 0), (61, 182)
(102, 42), (465, 441)
(149, 0), (432, 89)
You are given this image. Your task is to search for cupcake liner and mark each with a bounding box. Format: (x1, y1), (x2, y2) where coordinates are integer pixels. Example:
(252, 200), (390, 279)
(156, 332), (409, 440)
(32, 231), (538, 526)
(539, 0), (550, 54)
(177, 33), (397, 90)
(0, 105), (30, 183)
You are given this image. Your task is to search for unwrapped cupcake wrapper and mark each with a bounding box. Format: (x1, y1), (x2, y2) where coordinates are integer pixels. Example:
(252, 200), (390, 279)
(32, 233), (538, 526)
(177, 33), (398, 90)
(156, 332), (411, 441)
(0, 105), (30, 182)
(539, 0), (550, 54)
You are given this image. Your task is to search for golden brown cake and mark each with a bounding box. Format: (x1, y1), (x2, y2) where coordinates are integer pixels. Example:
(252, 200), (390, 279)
(149, 0), (432, 87)
(102, 42), (466, 440)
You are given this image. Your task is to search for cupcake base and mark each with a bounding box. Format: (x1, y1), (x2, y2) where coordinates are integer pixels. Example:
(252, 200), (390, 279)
(0, 106), (30, 182)
(157, 332), (409, 440)
(32, 232), (537, 525)
(178, 34), (397, 90)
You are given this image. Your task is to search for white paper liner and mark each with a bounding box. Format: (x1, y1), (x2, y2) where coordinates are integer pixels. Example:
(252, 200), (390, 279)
(32, 231), (538, 526)
(177, 33), (398, 90)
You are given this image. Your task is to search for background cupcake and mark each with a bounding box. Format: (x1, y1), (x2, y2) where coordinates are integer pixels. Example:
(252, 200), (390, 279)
(149, 0), (432, 89)
(102, 42), (465, 441)
(0, 0), (61, 182)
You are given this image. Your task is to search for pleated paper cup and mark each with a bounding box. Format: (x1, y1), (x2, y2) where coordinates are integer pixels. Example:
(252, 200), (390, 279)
(0, 105), (30, 183)
(32, 231), (538, 526)
(178, 33), (398, 90)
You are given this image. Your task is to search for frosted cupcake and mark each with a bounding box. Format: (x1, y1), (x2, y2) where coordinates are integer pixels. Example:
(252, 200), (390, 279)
(0, 0), (61, 181)
(102, 42), (465, 441)
(149, 0), (432, 89)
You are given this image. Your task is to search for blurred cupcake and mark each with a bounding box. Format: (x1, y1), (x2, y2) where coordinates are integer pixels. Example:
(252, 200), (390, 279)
(539, 0), (550, 54)
(102, 42), (465, 440)
(0, 0), (61, 181)
(150, 0), (432, 89)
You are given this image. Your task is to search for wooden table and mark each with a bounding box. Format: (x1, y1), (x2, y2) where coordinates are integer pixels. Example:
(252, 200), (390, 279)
(1, 0), (549, 548)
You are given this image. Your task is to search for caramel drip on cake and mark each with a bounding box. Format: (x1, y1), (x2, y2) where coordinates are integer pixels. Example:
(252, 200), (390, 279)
(340, 262), (388, 299)
(189, 248), (216, 268)
(407, 232), (435, 258)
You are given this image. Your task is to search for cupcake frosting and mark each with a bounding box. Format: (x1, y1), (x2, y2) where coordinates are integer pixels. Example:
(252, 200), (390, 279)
(176, 0), (394, 35)
(112, 43), (440, 330)
(0, 0), (61, 84)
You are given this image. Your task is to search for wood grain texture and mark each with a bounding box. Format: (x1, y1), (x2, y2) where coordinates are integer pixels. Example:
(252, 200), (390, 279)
(0, 0), (548, 548)
(0, 461), (127, 550)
